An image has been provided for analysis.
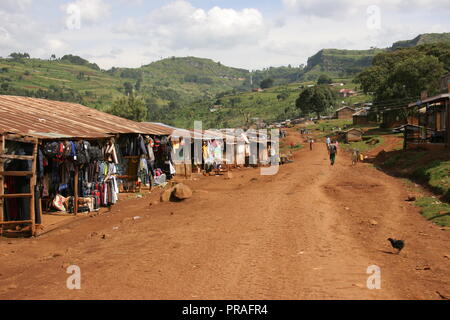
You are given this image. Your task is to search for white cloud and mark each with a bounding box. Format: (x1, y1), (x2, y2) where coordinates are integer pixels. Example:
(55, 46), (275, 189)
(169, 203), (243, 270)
(282, 0), (450, 18)
(62, 0), (110, 24)
(0, 0), (33, 13)
(116, 0), (267, 49)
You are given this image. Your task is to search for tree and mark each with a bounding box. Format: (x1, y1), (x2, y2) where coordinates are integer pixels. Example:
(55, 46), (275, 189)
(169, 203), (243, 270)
(260, 78), (274, 89)
(277, 92), (289, 101)
(123, 82), (133, 96)
(109, 94), (148, 122)
(356, 46), (447, 107)
(295, 86), (336, 119)
(135, 78), (142, 92)
(317, 74), (332, 85)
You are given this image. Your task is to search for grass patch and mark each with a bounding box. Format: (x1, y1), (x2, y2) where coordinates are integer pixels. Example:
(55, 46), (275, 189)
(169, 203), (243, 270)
(289, 144), (303, 150)
(412, 160), (450, 201)
(341, 135), (384, 153)
(307, 119), (352, 133)
(415, 197), (450, 227)
(383, 151), (428, 168)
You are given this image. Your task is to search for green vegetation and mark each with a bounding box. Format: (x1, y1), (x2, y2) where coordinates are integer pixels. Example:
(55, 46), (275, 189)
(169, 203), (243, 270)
(415, 197), (450, 227)
(413, 160), (450, 201)
(391, 32), (450, 50)
(356, 42), (450, 114)
(108, 94), (147, 122)
(306, 119), (353, 133)
(296, 85), (336, 119)
(260, 78), (274, 89)
(341, 136), (384, 153)
(303, 48), (384, 81)
(317, 74), (333, 85)
(381, 150), (450, 202)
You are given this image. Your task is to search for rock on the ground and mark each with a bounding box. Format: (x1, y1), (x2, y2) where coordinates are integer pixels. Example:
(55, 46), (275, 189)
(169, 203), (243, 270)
(173, 183), (193, 200)
(161, 188), (174, 202)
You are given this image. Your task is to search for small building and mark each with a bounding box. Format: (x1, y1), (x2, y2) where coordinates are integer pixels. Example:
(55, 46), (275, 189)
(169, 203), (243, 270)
(381, 109), (412, 128)
(339, 89), (357, 98)
(335, 106), (356, 119)
(344, 128), (364, 143)
(352, 107), (376, 125)
(353, 109), (369, 125)
(404, 93), (450, 150)
(252, 88), (264, 93)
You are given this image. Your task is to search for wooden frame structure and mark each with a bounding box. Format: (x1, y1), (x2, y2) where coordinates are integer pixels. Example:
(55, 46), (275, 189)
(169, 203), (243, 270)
(0, 133), (38, 237)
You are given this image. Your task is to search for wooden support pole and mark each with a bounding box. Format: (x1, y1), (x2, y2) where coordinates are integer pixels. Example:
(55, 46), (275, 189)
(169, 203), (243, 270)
(74, 165), (79, 215)
(30, 141), (37, 236)
(0, 134), (4, 234)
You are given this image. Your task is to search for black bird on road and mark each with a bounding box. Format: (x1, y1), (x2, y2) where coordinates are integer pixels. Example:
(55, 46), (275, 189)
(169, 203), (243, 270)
(388, 238), (405, 254)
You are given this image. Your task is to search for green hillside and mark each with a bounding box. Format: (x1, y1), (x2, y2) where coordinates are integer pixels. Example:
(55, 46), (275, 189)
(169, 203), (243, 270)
(391, 32), (450, 50)
(302, 49), (384, 80)
(301, 32), (450, 81)
(0, 55), (253, 111)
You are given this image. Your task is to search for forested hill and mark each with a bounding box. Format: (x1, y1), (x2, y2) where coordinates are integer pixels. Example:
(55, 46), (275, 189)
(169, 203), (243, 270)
(301, 32), (450, 81)
(391, 32), (450, 50)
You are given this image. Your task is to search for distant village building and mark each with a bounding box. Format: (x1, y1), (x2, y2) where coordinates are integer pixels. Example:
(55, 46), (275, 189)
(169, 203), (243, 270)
(209, 105), (224, 113)
(339, 89), (357, 98)
(343, 128), (364, 143)
(352, 108), (375, 125)
(334, 106), (356, 119)
(252, 88), (264, 93)
(403, 92), (450, 150)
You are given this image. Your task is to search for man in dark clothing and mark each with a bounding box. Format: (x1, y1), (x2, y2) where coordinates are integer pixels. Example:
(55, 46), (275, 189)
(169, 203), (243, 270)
(329, 141), (337, 165)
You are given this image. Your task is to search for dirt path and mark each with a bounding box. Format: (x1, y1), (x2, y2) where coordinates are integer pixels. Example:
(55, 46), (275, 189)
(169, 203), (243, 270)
(1, 131), (449, 300)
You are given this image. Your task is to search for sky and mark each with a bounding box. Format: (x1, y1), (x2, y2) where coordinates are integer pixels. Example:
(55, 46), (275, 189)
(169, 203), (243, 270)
(0, 0), (449, 70)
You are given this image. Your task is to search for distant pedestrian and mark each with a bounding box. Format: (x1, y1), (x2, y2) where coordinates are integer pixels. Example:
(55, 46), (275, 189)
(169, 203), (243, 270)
(351, 149), (359, 166)
(325, 136), (331, 151)
(309, 138), (314, 151)
(329, 141), (337, 165)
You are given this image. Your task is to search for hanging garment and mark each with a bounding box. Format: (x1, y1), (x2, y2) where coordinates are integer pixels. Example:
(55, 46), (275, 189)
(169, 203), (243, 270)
(105, 141), (118, 164)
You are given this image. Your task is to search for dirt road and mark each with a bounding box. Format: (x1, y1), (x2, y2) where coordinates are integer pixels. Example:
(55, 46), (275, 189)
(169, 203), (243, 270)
(1, 131), (449, 300)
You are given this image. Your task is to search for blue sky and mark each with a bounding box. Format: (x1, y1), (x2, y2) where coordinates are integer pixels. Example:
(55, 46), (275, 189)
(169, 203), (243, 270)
(1, 0), (449, 70)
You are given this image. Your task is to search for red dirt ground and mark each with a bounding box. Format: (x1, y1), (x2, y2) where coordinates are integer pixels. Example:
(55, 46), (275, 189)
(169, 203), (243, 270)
(0, 129), (449, 300)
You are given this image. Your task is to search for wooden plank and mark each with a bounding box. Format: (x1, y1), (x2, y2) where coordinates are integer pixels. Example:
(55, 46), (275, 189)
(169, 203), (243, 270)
(74, 165), (79, 216)
(0, 171), (33, 177)
(0, 193), (33, 199)
(4, 135), (37, 144)
(0, 220), (33, 225)
(0, 134), (4, 228)
(0, 154), (34, 161)
(30, 142), (37, 236)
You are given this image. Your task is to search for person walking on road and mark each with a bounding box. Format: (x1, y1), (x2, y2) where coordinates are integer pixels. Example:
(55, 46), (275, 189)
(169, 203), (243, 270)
(309, 138), (314, 151)
(329, 141), (337, 165)
(351, 149), (359, 166)
(325, 136), (331, 152)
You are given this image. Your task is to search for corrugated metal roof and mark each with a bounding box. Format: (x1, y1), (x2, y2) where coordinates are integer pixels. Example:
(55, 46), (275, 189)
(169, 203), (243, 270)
(407, 93), (450, 108)
(0, 95), (172, 139)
